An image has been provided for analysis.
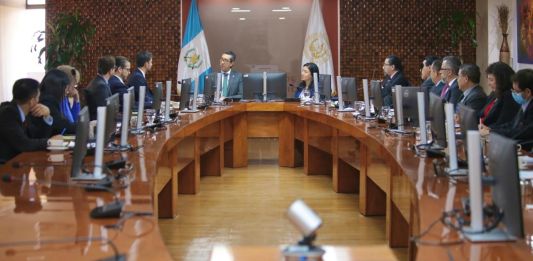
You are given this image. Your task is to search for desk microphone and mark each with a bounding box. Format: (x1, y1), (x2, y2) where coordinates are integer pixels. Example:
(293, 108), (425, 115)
(2, 174), (124, 219)
(0, 236), (125, 261)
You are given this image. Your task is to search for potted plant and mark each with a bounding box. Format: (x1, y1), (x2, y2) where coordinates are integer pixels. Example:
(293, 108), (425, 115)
(438, 10), (478, 59)
(35, 12), (95, 71)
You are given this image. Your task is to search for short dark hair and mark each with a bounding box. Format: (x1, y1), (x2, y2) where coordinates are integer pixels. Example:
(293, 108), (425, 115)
(423, 55), (439, 67)
(223, 51), (236, 62)
(386, 55), (404, 72)
(40, 69), (70, 102)
(136, 51), (152, 68)
(459, 64), (481, 84)
(442, 56), (462, 75)
(512, 69), (533, 92)
(98, 55), (116, 75)
(115, 56), (129, 69)
(12, 78), (40, 104)
(431, 59), (442, 72)
(486, 62), (515, 98)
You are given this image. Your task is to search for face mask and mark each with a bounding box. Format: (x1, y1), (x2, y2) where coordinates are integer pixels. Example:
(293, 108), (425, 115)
(512, 91), (526, 105)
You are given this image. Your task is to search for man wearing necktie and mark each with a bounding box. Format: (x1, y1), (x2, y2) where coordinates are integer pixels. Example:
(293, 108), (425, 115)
(456, 64), (486, 117)
(439, 56), (463, 107)
(216, 51), (243, 101)
(85, 56), (116, 120)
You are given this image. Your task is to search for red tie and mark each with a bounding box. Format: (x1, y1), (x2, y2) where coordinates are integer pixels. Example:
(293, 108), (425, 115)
(440, 83), (449, 99)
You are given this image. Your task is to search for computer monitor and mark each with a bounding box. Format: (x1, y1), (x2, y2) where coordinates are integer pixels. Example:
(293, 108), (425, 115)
(370, 80), (383, 115)
(127, 86), (135, 111)
(203, 73), (218, 102)
(105, 94), (119, 144)
(340, 77), (357, 103)
(179, 78), (192, 110)
(318, 74), (332, 101)
(419, 85), (431, 121)
(429, 93), (446, 148)
(458, 104), (478, 155)
(71, 107), (90, 178)
(488, 133), (524, 238)
(392, 86), (420, 126)
(243, 72), (287, 100)
(153, 82), (163, 113)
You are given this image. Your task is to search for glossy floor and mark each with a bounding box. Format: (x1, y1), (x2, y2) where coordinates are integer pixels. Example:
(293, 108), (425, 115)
(158, 139), (408, 261)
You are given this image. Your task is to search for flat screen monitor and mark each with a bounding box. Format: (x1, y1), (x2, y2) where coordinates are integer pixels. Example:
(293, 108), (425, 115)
(105, 94), (119, 144)
(371, 80), (383, 115)
(420, 84), (431, 121)
(153, 82), (163, 113)
(179, 78), (192, 111)
(392, 86), (420, 126)
(340, 77), (357, 103)
(70, 107), (89, 178)
(318, 74), (332, 101)
(127, 86), (135, 112)
(243, 72), (287, 100)
(429, 93), (446, 148)
(488, 133), (524, 238)
(457, 104), (478, 156)
(204, 73), (218, 102)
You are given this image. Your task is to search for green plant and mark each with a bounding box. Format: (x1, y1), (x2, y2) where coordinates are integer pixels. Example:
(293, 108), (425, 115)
(37, 12), (95, 70)
(438, 10), (477, 56)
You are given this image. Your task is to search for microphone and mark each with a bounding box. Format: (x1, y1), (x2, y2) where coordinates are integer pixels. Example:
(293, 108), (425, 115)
(2, 174), (124, 219)
(0, 236), (125, 261)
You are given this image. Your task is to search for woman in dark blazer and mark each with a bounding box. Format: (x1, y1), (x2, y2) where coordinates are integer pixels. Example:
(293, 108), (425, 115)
(294, 62), (319, 99)
(30, 69), (76, 136)
(479, 62), (520, 128)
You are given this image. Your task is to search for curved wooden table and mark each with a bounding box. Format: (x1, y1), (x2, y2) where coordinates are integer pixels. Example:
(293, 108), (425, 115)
(0, 102), (531, 260)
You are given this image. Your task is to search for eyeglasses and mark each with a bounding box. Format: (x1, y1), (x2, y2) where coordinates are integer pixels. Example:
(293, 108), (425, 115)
(440, 68), (450, 72)
(220, 58), (232, 63)
(511, 88), (523, 94)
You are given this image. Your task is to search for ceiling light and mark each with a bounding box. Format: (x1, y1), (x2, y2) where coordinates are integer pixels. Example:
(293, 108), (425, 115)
(279, 17), (286, 20)
(231, 9), (251, 13)
(232, 7), (240, 10)
(272, 9), (292, 12)
(239, 18), (246, 21)
(282, 7), (290, 10)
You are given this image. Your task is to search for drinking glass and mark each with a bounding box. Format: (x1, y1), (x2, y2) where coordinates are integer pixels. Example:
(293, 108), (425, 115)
(146, 109), (156, 126)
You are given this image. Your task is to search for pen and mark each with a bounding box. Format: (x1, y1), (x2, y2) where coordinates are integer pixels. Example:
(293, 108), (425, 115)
(60, 128), (66, 135)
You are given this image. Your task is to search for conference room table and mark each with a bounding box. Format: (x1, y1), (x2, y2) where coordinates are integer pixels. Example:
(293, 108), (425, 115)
(0, 102), (531, 260)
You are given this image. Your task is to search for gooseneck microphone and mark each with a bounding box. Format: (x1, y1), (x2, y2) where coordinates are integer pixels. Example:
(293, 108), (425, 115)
(2, 174), (124, 219)
(0, 236), (125, 261)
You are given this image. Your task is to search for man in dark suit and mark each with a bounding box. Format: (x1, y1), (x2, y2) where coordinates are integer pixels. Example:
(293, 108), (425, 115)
(0, 79), (59, 163)
(109, 56), (131, 106)
(457, 64), (487, 116)
(439, 56), (463, 106)
(85, 55), (115, 120)
(430, 59), (445, 96)
(217, 51), (243, 100)
(420, 55), (439, 90)
(482, 69), (533, 142)
(128, 51), (154, 107)
(381, 55), (410, 106)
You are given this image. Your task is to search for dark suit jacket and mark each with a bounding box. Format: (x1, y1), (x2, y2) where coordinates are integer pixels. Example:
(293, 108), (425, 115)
(421, 78), (434, 89)
(128, 68), (154, 106)
(382, 71), (410, 106)
(0, 101), (51, 163)
(458, 85), (486, 117)
(109, 75), (128, 106)
(219, 71), (243, 99)
(443, 79), (462, 107)
(85, 75), (112, 120)
(492, 100), (533, 141)
(431, 81), (445, 96)
(35, 94), (76, 135)
(294, 81), (316, 98)
(482, 90), (520, 128)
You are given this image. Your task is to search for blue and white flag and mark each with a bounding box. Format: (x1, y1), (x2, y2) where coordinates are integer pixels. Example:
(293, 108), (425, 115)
(177, 0), (211, 94)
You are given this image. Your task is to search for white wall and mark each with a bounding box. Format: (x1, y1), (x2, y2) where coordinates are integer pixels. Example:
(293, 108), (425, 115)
(0, 3), (45, 102)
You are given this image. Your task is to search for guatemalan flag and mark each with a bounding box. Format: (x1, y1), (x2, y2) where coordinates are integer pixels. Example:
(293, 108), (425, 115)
(177, 0), (211, 94)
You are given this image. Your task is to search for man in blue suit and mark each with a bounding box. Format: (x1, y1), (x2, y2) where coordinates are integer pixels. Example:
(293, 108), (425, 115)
(109, 56), (131, 106)
(439, 56), (463, 107)
(128, 51), (154, 108)
(381, 55), (410, 106)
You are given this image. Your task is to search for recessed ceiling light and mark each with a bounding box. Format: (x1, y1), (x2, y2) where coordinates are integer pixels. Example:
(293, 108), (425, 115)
(272, 9), (291, 12)
(231, 9), (251, 13)
(279, 17), (286, 20)
(232, 7), (240, 10)
(282, 7), (290, 10)
(239, 17), (246, 21)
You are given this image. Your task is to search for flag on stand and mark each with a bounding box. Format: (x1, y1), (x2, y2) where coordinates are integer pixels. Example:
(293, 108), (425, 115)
(177, 0), (211, 94)
(302, 0), (336, 94)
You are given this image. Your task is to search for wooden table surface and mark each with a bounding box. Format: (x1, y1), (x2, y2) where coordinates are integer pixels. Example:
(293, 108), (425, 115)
(0, 102), (531, 260)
